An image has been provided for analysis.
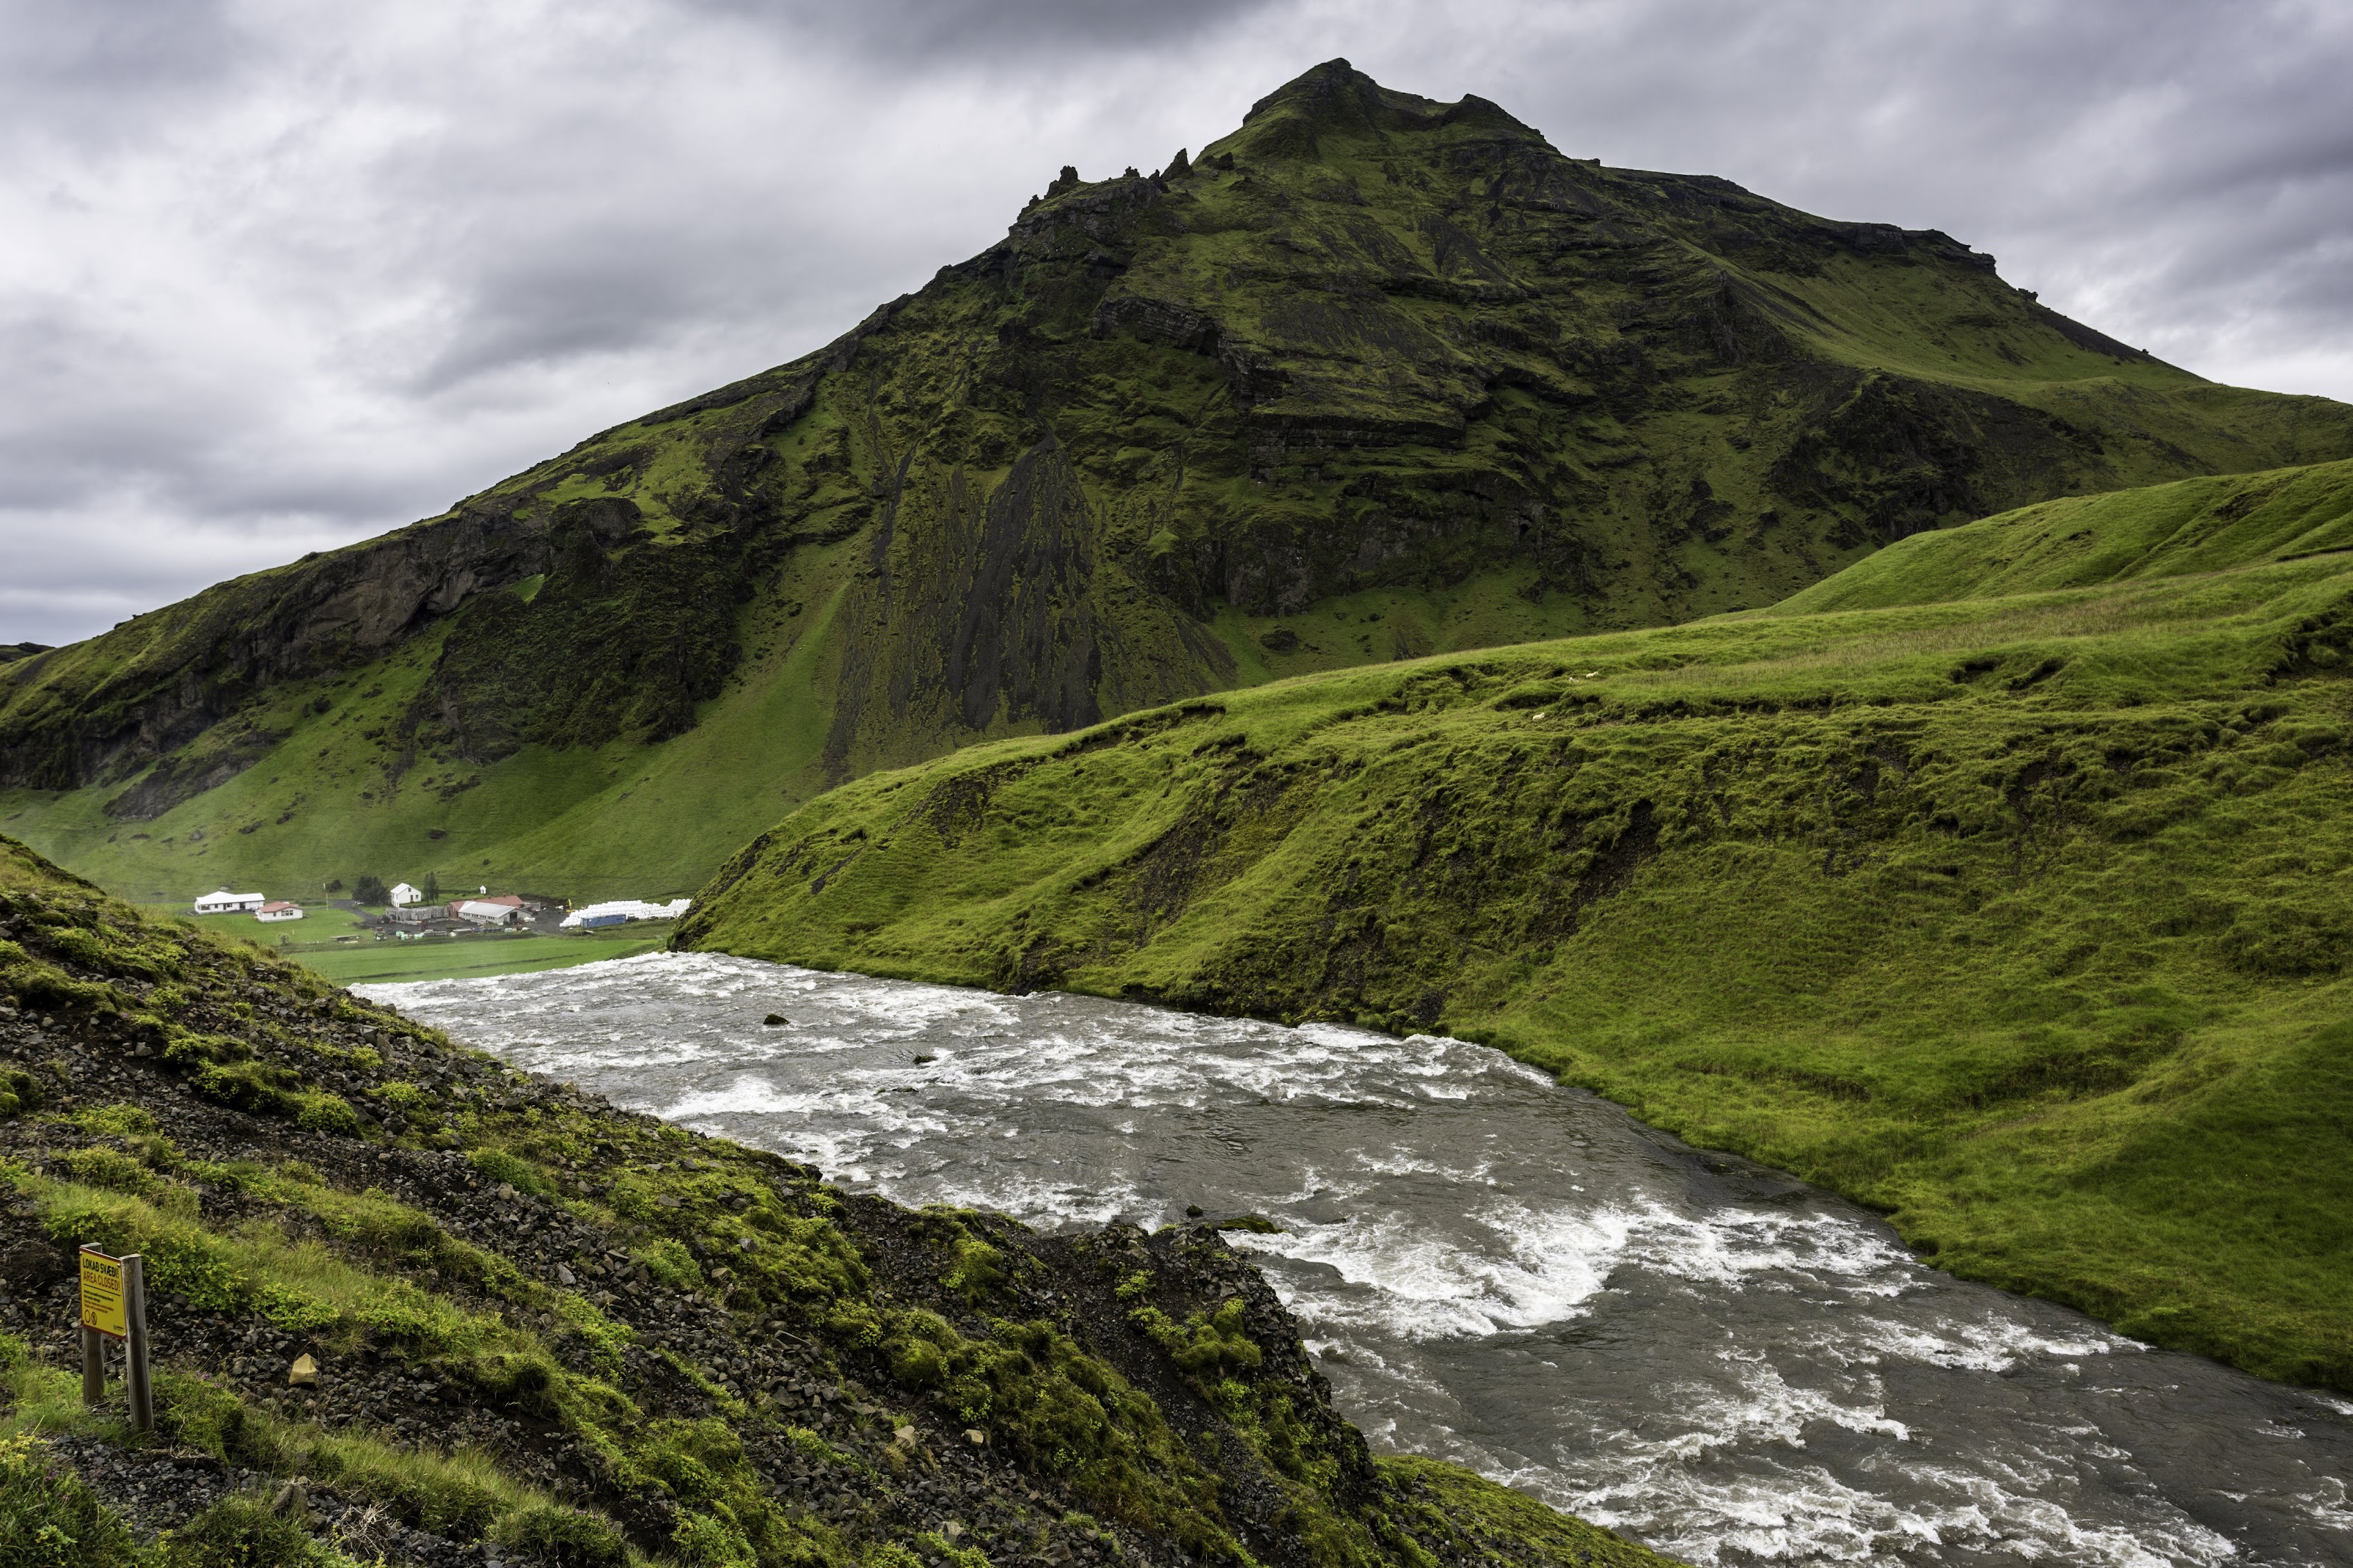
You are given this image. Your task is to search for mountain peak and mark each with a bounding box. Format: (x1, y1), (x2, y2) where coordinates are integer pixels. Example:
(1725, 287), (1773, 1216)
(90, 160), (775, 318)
(1228, 57), (1545, 158)
(1244, 57), (1386, 117)
(5, 58), (2347, 910)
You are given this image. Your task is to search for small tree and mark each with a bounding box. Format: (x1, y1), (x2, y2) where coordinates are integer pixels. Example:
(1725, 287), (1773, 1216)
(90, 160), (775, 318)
(421, 872), (442, 905)
(352, 875), (388, 906)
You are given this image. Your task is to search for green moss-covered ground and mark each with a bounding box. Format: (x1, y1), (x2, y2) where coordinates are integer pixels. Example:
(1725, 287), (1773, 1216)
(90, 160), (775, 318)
(1773, 453), (2353, 613)
(0, 833), (1680, 1565)
(8, 62), (2353, 912)
(275, 929), (668, 987)
(680, 457), (2353, 1394)
(0, 562), (840, 906)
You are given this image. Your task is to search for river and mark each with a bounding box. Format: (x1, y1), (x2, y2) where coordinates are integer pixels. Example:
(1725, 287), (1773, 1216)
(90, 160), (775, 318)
(361, 951), (2353, 1568)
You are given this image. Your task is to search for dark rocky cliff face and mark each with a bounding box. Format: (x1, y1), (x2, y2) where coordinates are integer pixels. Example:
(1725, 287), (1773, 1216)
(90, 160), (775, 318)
(0, 502), (554, 799)
(6, 58), (2350, 857)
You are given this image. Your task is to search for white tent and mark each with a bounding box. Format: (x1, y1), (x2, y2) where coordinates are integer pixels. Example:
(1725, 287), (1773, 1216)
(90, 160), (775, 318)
(560, 898), (693, 929)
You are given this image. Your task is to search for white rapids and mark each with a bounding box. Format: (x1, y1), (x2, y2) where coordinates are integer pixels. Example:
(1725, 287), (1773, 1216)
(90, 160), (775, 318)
(365, 951), (2353, 1568)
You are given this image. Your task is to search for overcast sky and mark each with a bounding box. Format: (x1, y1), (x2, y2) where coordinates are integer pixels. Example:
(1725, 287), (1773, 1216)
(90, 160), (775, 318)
(5, 0), (2349, 648)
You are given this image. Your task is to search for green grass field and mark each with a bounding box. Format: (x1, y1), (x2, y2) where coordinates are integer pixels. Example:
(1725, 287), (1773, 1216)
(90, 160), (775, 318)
(682, 457), (2353, 1392)
(292, 929), (668, 986)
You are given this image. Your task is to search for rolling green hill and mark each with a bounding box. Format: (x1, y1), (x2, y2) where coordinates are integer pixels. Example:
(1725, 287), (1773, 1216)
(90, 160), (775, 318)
(8, 60), (2353, 906)
(678, 457), (2353, 1392)
(1773, 453), (2353, 612)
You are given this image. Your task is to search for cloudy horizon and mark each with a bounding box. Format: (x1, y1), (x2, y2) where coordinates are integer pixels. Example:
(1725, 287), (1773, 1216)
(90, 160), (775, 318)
(6, 0), (2350, 648)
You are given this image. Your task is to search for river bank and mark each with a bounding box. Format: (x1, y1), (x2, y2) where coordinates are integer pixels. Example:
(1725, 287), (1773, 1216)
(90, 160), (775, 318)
(372, 950), (2353, 1568)
(0, 832), (1671, 1567)
(673, 525), (2353, 1393)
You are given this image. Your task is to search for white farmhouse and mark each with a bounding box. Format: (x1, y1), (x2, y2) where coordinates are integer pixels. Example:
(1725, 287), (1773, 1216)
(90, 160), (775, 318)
(255, 902), (305, 922)
(193, 890), (266, 915)
(388, 883), (423, 907)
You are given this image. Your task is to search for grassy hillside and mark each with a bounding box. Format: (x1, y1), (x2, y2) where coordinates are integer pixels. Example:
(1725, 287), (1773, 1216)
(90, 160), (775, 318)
(1775, 454), (2353, 612)
(288, 929), (670, 987)
(0, 837), (1681, 1566)
(9, 61), (2353, 908)
(679, 459), (2353, 1393)
(0, 536), (864, 906)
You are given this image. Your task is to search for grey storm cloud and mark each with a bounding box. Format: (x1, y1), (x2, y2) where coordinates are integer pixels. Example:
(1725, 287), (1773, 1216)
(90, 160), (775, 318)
(2, 0), (2350, 647)
(691, 0), (1280, 52)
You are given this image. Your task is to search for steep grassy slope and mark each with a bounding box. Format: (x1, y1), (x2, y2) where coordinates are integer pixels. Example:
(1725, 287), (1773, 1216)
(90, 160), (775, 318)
(8, 60), (2353, 906)
(0, 837), (1680, 1567)
(679, 459), (2353, 1393)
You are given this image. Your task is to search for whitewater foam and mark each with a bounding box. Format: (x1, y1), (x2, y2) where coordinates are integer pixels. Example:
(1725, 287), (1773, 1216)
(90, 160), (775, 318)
(368, 954), (2353, 1568)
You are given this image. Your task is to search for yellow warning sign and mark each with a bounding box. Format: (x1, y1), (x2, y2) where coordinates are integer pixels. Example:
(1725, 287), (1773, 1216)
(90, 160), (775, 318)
(80, 1248), (126, 1340)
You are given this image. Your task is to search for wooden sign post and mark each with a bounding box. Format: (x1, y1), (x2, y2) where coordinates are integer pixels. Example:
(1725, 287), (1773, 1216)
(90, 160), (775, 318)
(124, 1254), (152, 1432)
(78, 1246), (152, 1432)
(78, 1246), (121, 1405)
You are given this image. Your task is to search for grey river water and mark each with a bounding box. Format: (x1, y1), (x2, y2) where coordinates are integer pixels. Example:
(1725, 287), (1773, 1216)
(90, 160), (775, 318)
(363, 952), (2353, 1568)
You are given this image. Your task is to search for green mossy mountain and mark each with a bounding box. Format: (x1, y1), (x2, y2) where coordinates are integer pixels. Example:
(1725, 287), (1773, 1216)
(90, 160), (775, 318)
(678, 457), (2353, 1393)
(8, 60), (2353, 902)
(0, 835), (1680, 1567)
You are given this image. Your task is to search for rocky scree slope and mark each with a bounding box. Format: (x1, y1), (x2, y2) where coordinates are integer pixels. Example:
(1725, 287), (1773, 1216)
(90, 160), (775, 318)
(8, 60), (2353, 902)
(0, 835), (1678, 1568)
(679, 458), (2353, 1394)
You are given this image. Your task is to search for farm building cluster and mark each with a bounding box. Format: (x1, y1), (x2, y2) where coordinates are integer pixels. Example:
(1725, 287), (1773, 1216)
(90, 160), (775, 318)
(191, 889), (305, 922)
(190, 882), (693, 938)
(386, 890), (538, 929)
